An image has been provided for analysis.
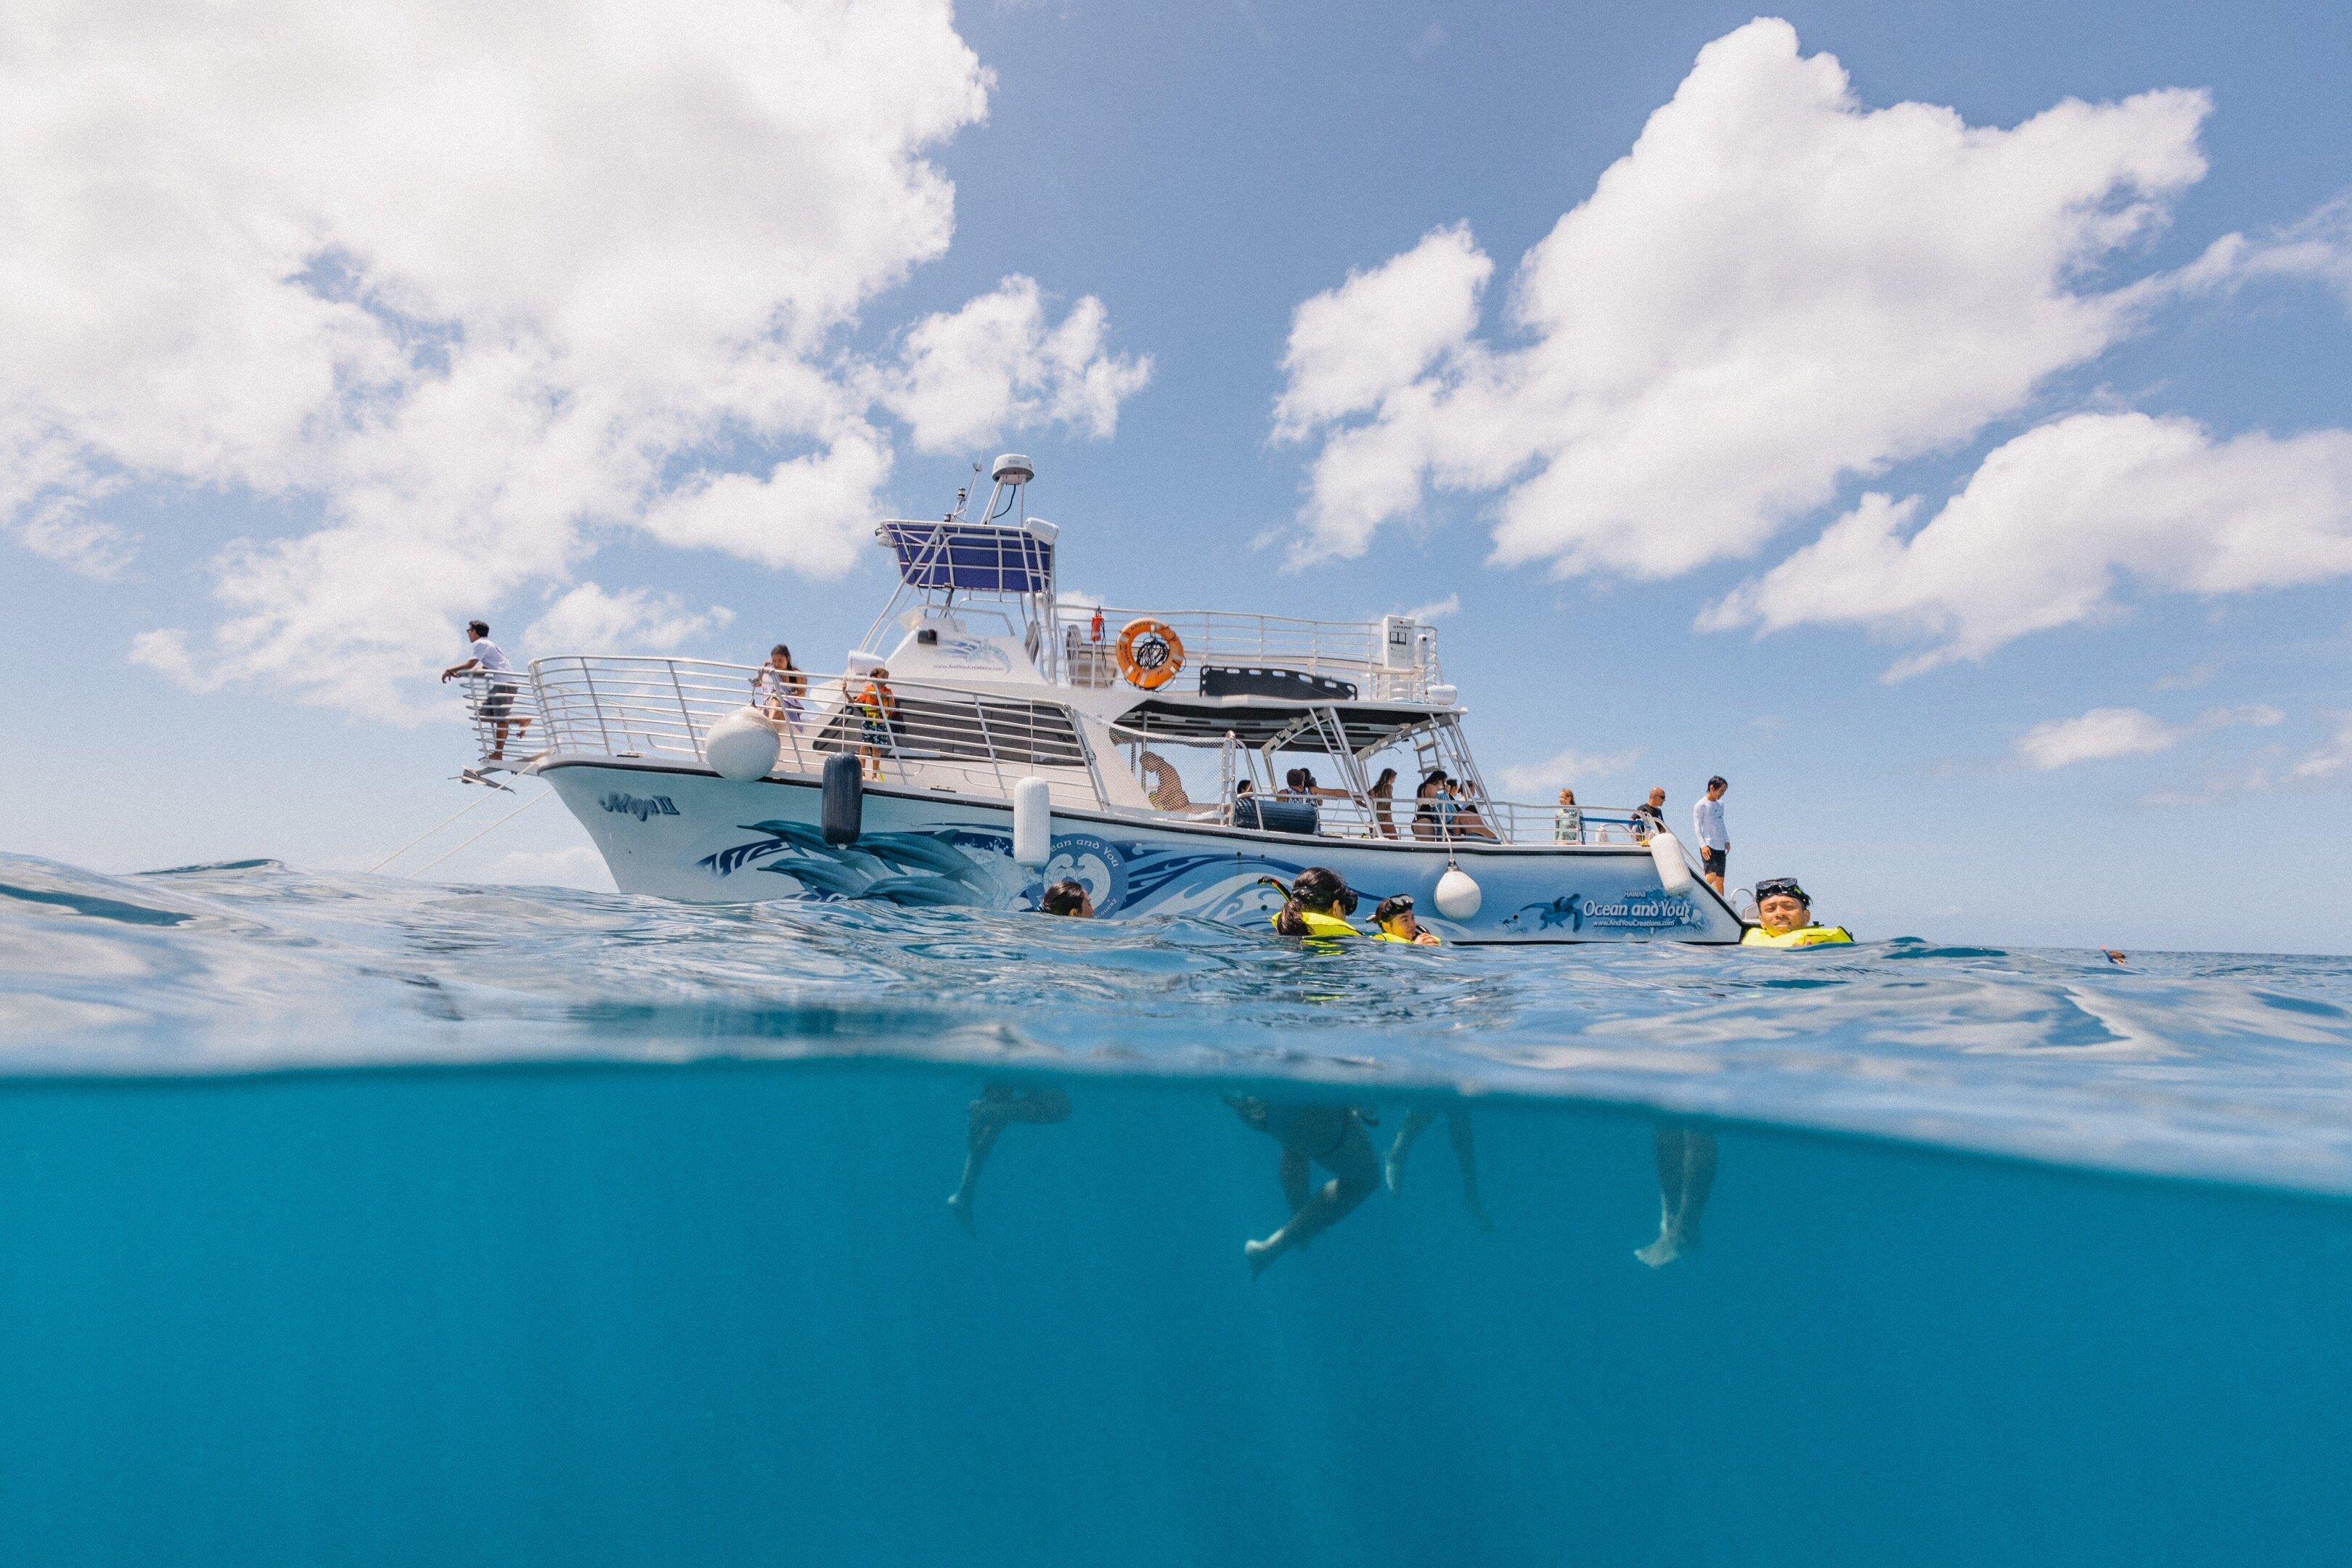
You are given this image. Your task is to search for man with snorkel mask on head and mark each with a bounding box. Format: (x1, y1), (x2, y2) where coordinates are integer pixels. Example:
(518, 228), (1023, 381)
(1740, 877), (1853, 948)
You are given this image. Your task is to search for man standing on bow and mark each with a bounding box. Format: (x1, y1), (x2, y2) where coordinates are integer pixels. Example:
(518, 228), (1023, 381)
(1693, 775), (1729, 895)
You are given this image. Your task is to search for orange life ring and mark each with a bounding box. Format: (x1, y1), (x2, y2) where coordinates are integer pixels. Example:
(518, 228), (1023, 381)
(1114, 618), (1185, 690)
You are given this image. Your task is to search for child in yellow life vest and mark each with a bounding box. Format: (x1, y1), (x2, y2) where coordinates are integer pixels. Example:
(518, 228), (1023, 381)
(1371, 894), (1442, 945)
(1740, 877), (1854, 947)
(1270, 867), (1362, 942)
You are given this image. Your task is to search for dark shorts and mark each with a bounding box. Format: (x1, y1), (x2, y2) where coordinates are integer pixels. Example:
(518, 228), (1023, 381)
(1702, 846), (1727, 875)
(480, 684), (518, 720)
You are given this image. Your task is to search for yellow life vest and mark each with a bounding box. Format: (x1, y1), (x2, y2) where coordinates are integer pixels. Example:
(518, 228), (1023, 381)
(1373, 928), (1441, 945)
(1741, 924), (1854, 948)
(1271, 910), (1363, 941)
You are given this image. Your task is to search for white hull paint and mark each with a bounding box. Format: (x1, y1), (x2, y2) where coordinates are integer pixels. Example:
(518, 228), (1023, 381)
(546, 761), (1745, 944)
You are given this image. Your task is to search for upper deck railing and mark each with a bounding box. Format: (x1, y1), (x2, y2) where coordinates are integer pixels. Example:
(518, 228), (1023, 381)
(1279, 795), (1667, 848)
(467, 655), (1665, 852)
(1053, 608), (1445, 703)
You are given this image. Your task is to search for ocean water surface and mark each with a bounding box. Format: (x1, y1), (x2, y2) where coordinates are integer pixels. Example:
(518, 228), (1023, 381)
(2, 852), (2350, 1566)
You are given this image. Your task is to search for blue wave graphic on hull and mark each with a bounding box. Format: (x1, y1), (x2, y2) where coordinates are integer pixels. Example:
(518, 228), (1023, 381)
(698, 822), (1333, 917)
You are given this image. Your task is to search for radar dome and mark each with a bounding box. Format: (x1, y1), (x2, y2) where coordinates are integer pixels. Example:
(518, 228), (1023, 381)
(991, 453), (1034, 485)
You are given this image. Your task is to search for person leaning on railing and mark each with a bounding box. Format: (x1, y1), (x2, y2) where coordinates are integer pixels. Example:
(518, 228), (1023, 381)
(752, 643), (807, 730)
(1368, 767), (1399, 838)
(854, 665), (897, 782)
(1444, 778), (1499, 841)
(1410, 769), (1449, 840)
(439, 618), (531, 764)
(1553, 787), (1583, 844)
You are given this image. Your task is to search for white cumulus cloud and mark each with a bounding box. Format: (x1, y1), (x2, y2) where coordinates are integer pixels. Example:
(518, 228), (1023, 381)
(2014, 701), (2284, 772)
(1270, 18), (2213, 573)
(1707, 412), (2352, 677)
(882, 277), (1153, 455)
(523, 584), (732, 656)
(1272, 224), (1491, 444)
(1, 0), (1146, 716)
(1498, 748), (1646, 799)
(2013, 708), (2184, 769)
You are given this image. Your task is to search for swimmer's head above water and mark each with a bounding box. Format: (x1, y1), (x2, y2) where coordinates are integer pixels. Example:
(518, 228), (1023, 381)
(1753, 877), (1811, 933)
(1040, 879), (1094, 918)
(1273, 866), (1358, 936)
(1373, 894), (1437, 945)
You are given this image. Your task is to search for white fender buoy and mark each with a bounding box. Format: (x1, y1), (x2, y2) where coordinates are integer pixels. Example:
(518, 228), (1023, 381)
(1649, 830), (1694, 894)
(704, 706), (780, 781)
(1434, 866), (1482, 920)
(1012, 776), (1053, 867)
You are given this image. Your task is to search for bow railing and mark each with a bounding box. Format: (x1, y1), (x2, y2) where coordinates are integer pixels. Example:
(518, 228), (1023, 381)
(513, 655), (1114, 811)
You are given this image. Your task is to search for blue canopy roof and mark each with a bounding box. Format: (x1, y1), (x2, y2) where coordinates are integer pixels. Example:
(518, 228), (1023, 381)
(878, 520), (1055, 594)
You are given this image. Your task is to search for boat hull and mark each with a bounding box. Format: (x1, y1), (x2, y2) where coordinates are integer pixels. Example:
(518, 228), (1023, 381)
(542, 761), (1746, 944)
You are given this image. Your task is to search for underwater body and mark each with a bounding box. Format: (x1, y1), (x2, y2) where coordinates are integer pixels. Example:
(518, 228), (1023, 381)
(4, 853), (2351, 1567)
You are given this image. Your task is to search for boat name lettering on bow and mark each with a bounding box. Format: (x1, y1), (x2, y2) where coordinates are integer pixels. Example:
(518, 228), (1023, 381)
(600, 793), (680, 821)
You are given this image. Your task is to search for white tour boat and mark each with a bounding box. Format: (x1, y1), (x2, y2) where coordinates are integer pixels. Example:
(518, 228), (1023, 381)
(454, 457), (1744, 944)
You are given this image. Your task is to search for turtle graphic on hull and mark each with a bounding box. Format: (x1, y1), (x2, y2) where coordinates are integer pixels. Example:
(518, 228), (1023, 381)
(1504, 895), (1583, 934)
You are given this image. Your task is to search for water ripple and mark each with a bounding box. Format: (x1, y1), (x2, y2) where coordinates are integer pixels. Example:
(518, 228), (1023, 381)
(6, 852), (2352, 1194)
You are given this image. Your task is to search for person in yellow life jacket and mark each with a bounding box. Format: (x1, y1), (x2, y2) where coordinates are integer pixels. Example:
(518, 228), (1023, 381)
(1371, 894), (1442, 946)
(1740, 877), (1854, 947)
(853, 664), (897, 782)
(1270, 867), (1363, 942)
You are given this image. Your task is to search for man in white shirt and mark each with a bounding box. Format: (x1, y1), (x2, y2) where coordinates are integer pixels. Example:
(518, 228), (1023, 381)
(1693, 775), (1729, 894)
(441, 619), (531, 761)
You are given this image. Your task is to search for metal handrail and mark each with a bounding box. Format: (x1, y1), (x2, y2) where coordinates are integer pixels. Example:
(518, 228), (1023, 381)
(1055, 607), (1442, 700)
(1219, 793), (1659, 848)
(480, 654), (1657, 851)
(519, 656), (1111, 811)
(448, 669), (546, 768)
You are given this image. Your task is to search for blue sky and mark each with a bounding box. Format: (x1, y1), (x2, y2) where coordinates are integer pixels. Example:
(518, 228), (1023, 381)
(4, 0), (2350, 951)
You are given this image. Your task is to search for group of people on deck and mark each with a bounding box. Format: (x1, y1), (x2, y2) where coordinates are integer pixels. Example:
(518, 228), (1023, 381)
(1247, 765), (1498, 841)
(1554, 775), (1731, 889)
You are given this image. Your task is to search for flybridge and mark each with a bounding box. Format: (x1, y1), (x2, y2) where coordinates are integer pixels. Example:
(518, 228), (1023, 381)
(875, 519), (1056, 596)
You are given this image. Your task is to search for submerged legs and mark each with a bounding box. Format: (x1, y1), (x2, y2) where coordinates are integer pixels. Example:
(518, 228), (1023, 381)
(1636, 1123), (1718, 1268)
(1384, 1105), (1494, 1230)
(1230, 1100), (1381, 1278)
(947, 1083), (1072, 1233)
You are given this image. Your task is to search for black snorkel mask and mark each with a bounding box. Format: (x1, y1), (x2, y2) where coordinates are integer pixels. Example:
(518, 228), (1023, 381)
(1755, 877), (1810, 907)
(1256, 873), (1359, 917)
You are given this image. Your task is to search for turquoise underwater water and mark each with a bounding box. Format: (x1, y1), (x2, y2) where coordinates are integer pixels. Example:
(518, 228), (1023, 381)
(4, 854), (2352, 1567)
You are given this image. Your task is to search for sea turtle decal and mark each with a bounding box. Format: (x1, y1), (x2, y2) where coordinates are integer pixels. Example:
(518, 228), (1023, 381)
(1504, 895), (1583, 933)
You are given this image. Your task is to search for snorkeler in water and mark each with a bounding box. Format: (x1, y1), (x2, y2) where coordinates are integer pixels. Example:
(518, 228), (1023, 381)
(944, 879), (1088, 1230)
(1384, 1103), (1493, 1230)
(1635, 1123), (1718, 1267)
(1225, 1095), (1381, 1278)
(946, 1082), (1073, 1233)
